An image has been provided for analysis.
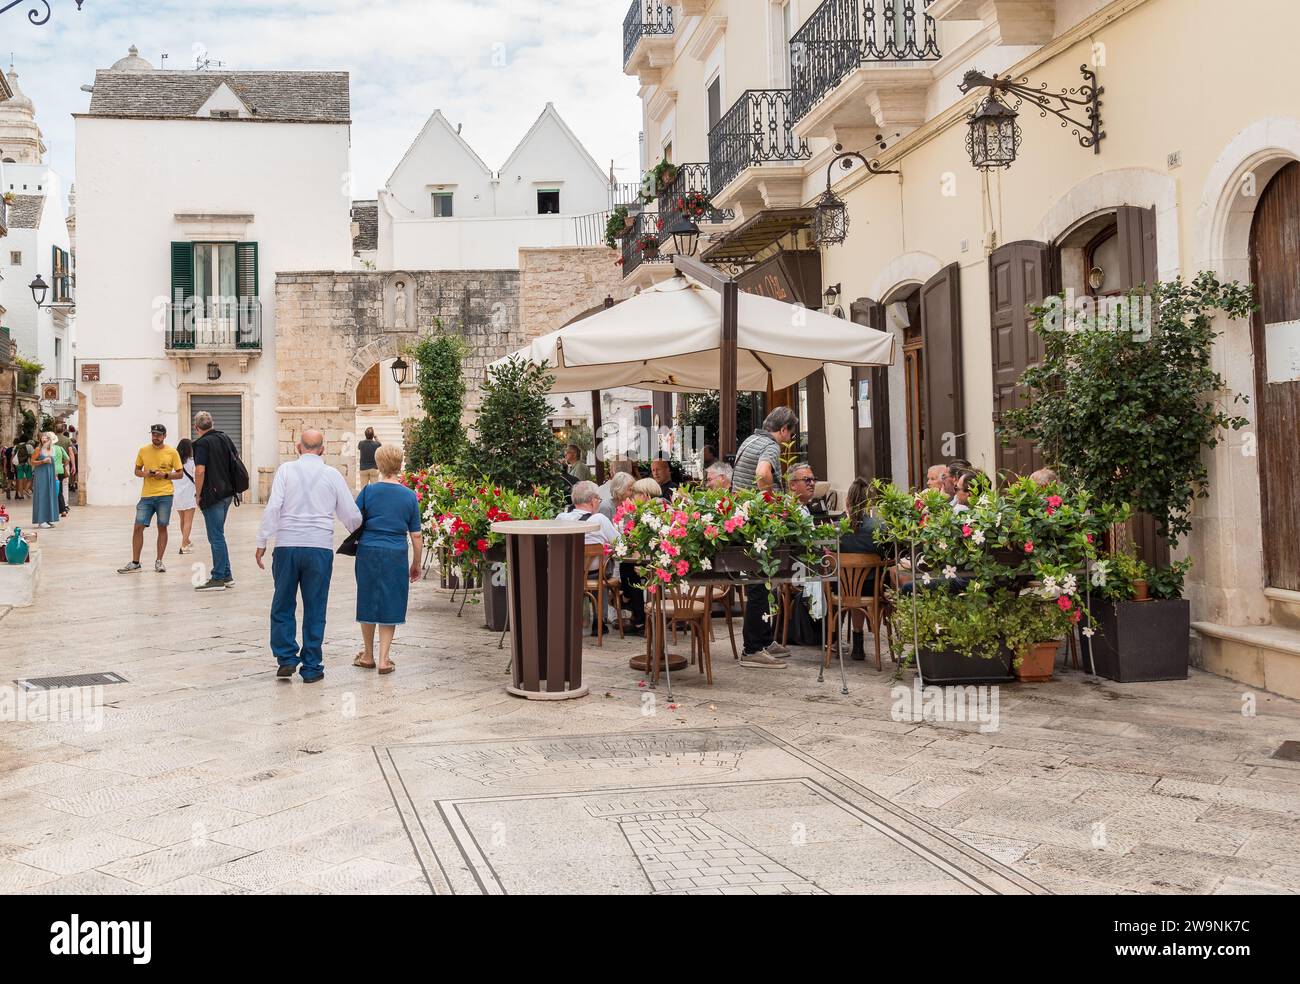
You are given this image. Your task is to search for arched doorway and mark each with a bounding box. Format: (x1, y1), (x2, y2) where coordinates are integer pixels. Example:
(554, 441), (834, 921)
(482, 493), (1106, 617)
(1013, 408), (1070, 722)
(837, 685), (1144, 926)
(356, 364), (381, 406)
(353, 359), (407, 489)
(1248, 161), (1300, 590)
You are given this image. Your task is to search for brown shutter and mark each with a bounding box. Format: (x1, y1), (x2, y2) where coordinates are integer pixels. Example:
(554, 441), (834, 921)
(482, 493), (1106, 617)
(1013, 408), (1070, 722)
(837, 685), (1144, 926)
(919, 263), (964, 467)
(1116, 205), (1157, 290)
(849, 298), (891, 482)
(989, 240), (1050, 479)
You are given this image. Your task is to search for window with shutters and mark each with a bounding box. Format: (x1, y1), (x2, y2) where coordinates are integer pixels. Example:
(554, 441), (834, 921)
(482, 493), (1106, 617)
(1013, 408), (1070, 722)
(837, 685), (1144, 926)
(169, 241), (260, 351)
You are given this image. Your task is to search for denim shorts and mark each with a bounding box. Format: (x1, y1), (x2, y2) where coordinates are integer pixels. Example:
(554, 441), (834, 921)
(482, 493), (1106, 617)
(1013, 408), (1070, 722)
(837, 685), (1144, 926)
(135, 495), (174, 528)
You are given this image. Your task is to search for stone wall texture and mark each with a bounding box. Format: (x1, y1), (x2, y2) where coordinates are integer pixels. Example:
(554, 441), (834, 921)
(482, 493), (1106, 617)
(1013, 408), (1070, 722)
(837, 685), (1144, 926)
(519, 246), (631, 343)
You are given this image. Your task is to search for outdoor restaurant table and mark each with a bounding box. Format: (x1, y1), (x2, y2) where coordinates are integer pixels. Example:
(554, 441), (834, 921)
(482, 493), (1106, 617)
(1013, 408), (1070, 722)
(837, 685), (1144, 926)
(490, 519), (589, 700)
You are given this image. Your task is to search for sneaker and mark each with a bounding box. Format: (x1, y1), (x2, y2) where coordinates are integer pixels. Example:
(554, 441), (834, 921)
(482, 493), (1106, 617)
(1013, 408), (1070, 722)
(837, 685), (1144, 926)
(195, 579), (228, 591)
(178, 544), (193, 555)
(155, 560), (166, 573)
(117, 561), (142, 574)
(739, 649), (787, 669)
(217, 577), (235, 587)
(767, 642), (791, 656)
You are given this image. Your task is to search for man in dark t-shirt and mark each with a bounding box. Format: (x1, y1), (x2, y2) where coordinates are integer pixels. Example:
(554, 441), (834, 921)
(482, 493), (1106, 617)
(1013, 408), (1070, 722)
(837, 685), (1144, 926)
(357, 427), (382, 487)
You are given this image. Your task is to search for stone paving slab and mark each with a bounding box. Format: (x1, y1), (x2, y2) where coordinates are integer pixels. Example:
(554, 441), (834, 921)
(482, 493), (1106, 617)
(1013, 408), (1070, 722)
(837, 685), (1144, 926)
(1, 506), (1298, 894)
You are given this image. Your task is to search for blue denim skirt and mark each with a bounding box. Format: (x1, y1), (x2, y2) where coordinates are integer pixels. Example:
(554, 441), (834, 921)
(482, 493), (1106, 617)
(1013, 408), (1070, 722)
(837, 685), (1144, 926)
(355, 544), (410, 626)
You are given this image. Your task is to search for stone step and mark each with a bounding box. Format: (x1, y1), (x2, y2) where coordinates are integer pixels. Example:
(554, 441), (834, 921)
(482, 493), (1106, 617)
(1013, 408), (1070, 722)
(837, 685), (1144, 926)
(1266, 587), (1300, 630)
(1191, 619), (1300, 700)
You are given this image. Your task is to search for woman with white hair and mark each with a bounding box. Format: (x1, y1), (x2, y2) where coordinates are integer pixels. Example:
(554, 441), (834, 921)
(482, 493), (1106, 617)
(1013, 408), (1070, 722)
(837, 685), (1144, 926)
(599, 471), (636, 520)
(30, 432), (59, 529)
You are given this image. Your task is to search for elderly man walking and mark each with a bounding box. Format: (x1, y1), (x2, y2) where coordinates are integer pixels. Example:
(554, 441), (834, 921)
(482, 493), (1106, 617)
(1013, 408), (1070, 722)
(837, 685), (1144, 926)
(256, 429), (362, 683)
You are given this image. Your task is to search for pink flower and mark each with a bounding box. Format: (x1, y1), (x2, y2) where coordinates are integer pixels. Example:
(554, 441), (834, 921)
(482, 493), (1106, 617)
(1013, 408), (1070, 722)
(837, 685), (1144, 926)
(656, 568), (672, 583)
(691, 511), (701, 520)
(723, 517), (740, 534)
(704, 525), (719, 538)
(1057, 595), (1073, 611)
(914, 499), (925, 511)
(672, 510), (688, 525)
(1047, 495), (1063, 509)
(962, 525), (973, 538)
(1024, 541), (1034, 554)
(622, 519), (635, 533)
(1046, 506), (1056, 517)
(663, 543), (679, 557)
(675, 560), (689, 576)
(669, 525), (687, 539)
(1086, 533), (1094, 544)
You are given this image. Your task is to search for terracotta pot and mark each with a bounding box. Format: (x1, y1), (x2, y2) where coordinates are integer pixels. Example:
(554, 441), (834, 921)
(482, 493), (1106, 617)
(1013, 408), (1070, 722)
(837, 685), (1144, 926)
(622, 215), (635, 231)
(1132, 578), (1150, 602)
(641, 243), (659, 259)
(1015, 640), (1059, 682)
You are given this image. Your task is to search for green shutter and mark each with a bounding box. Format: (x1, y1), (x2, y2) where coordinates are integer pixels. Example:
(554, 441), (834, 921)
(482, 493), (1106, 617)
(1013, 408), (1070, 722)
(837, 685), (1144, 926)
(236, 241), (258, 300)
(171, 242), (194, 304)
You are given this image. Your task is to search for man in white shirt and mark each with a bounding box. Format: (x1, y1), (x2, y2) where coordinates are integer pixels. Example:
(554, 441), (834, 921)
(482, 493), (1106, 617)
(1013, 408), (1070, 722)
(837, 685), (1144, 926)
(557, 480), (621, 550)
(255, 429), (362, 683)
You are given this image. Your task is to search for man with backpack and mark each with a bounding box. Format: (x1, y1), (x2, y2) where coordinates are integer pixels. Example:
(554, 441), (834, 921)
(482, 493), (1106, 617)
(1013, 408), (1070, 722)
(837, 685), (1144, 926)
(192, 410), (249, 592)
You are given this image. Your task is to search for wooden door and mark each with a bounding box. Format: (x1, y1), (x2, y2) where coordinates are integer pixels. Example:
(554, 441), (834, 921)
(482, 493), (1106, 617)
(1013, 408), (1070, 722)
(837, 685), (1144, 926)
(919, 263), (963, 468)
(356, 364), (381, 406)
(989, 241), (1050, 479)
(903, 343), (924, 489)
(849, 298), (892, 483)
(1249, 161), (1300, 590)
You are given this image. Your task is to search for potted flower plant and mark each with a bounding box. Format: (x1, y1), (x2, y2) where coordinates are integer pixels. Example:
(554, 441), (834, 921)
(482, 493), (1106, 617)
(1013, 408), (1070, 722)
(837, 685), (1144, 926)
(604, 206), (632, 250)
(635, 232), (661, 259)
(677, 190), (713, 221)
(1085, 551), (1192, 681)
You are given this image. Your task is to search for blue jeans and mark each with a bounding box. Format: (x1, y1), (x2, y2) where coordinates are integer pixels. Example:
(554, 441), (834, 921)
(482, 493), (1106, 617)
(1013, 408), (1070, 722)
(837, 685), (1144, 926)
(201, 495), (233, 581)
(270, 547), (334, 680)
(135, 495), (173, 527)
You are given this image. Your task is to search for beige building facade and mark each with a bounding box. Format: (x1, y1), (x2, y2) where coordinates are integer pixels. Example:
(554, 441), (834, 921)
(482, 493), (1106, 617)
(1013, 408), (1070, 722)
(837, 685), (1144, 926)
(621, 0), (1300, 696)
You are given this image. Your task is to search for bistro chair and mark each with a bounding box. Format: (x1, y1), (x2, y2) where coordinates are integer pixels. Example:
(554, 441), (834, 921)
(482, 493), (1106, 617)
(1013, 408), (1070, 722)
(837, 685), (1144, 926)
(826, 552), (892, 671)
(582, 543), (623, 646)
(709, 583), (740, 661)
(661, 582), (715, 684)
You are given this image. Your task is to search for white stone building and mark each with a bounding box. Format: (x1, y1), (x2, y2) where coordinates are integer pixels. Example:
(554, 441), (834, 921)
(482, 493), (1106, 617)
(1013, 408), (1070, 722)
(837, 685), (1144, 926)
(0, 64), (76, 418)
(74, 47), (353, 505)
(374, 104), (623, 270)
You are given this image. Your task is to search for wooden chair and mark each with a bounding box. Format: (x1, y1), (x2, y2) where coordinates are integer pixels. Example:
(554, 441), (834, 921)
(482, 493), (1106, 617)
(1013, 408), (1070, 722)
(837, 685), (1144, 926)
(661, 583), (715, 684)
(709, 584), (740, 661)
(582, 543), (623, 646)
(826, 553), (891, 671)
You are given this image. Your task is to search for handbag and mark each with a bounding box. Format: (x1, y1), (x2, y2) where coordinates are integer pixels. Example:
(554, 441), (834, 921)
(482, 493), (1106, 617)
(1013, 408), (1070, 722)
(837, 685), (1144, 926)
(337, 495), (367, 556)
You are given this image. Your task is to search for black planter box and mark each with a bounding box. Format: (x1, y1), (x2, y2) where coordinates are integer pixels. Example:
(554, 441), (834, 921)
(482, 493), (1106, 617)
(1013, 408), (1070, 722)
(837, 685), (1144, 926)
(482, 547), (508, 632)
(711, 545), (798, 577)
(1083, 598), (1190, 682)
(915, 646), (1014, 685)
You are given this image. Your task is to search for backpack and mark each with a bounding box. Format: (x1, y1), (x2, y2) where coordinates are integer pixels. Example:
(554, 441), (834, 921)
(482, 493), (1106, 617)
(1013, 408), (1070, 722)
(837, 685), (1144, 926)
(15, 443), (30, 466)
(225, 432), (251, 498)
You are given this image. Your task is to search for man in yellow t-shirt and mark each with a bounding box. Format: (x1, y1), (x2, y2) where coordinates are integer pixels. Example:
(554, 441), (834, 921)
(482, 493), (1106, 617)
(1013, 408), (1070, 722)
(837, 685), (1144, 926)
(118, 424), (183, 575)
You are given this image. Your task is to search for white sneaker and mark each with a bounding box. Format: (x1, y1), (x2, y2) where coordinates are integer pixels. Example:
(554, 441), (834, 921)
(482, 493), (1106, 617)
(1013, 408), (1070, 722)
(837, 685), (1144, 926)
(154, 560), (166, 573)
(739, 650), (787, 669)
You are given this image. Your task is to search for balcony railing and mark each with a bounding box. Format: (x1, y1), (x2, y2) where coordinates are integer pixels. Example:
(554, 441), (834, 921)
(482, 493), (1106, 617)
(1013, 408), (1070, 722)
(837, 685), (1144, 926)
(52, 275), (74, 306)
(165, 298), (262, 351)
(657, 163), (735, 239)
(621, 210), (669, 280)
(623, 0), (674, 67)
(790, 0), (941, 120)
(709, 89), (813, 196)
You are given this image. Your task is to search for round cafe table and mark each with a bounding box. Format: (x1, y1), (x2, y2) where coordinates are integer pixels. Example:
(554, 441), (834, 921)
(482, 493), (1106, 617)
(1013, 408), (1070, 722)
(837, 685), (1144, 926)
(490, 519), (589, 700)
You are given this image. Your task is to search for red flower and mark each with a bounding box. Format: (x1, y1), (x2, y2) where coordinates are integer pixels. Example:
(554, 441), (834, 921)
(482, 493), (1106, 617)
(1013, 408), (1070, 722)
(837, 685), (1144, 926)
(1086, 533), (1094, 544)
(476, 538), (488, 552)
(1023, 541), (1034, 554)
(1047, 495), (1063, 509)
(763, 491), (774, 503)
(1056, 595), (1073, 611)
(1071, 608), (1083, 624)
(675, 559), (689, 576)
(453, 539), (468, 556)
(962, 524), (973, 538)
(914, 499), (925, 512)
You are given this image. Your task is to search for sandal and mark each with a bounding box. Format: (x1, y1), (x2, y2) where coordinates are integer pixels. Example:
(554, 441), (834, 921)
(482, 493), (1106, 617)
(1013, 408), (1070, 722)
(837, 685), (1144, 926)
(377, 659), (396, 675)
(352, 652), (376, 669)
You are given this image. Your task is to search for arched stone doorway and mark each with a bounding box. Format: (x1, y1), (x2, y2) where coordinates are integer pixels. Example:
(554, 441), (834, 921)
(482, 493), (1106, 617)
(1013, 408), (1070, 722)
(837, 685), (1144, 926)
(1248, 161), (1300, 590)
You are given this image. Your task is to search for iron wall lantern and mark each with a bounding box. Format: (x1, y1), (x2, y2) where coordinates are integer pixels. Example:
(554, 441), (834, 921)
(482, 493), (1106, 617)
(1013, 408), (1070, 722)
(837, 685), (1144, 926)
(28, 273), (48, 307)
(812, 145), (899, 248)
(668, 215), (701, 258)
(958, 65), (1104, 171)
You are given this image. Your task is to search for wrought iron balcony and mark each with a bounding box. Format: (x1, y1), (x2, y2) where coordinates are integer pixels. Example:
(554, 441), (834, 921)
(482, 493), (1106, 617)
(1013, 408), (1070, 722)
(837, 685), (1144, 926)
(790, 0), (941, 121)
(621, 210), (669, 280)
(51, 274), (74, 306)
(656, 163), (735, 243)
(164, 298), (262, 352)
(709, 90), (812, 197)
(623, 0), (674, 69)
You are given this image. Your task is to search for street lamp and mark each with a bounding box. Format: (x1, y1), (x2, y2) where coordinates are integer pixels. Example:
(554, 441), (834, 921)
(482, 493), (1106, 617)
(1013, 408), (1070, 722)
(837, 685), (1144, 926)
(28, 273), (48, 307)
(390, 355), (410, 386)
(668, 215), (700, 258)
(958, 65), (1104, 171)
(822, 283), (841, 311)
(811, 144), (899, 248)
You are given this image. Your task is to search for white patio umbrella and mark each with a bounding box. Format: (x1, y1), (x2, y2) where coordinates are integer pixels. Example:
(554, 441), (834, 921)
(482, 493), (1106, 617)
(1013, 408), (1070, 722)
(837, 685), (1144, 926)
(495, 274), (895, 394)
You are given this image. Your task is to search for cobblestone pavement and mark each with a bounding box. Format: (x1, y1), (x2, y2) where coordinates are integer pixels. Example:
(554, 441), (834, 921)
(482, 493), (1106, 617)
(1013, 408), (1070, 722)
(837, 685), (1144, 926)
(1, 505), (1299, 894)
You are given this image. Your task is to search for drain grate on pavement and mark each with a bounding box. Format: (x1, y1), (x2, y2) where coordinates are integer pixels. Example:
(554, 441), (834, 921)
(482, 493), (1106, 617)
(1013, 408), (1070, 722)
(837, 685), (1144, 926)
(1271, 740), (1300, 762)
(15, 672), (128, 691)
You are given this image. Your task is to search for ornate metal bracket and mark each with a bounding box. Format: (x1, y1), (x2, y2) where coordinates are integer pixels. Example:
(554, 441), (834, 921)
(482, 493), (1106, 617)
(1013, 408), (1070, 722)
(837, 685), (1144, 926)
(823, 143), (900, 189)
(1, 1), (86, 25)
(958, 64), (1105, 154)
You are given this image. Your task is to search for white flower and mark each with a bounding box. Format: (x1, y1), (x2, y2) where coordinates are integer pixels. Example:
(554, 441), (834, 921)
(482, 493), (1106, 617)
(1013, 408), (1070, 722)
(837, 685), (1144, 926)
(699, 557), (712, 571)
(762, 611), (772, 623)
(942, 565), (958, 580)
(1043, 574), (1059, 593)
(934, 623), (944, 634)
(978, 494), (991, 507)
(754, 537), (768, 553)
(1091, 561), (1110, 587)
(701, 513), (714, 523)
(441, 516), (456, 533)
(1062, 573), (1078, 595)
(971, 529), (986, 546)
(658, 553), (671, 567)
(968, 580), (982, 592)
(614, 541), (628, 558)
(936, 541), (948, 553)
(642, 514), (662, 531)
(921, 572), (933, 586)
(1082, 627), (1095, 639)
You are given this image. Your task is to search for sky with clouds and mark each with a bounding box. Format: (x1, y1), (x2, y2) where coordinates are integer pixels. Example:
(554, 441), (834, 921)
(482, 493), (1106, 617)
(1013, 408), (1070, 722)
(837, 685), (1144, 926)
(4, 0), (644, 204)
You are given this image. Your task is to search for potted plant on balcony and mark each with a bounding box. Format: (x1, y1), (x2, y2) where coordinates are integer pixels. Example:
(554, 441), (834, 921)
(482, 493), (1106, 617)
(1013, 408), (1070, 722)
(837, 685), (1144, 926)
(641, 158), (678, 201)
(604, 206), (633, 250)
(635, 231), (661, 259)
(678, 189), (713, 221)
(14, 357), (43, 395)
(1, 191), (15, 206)
(1004, 272), (1253, 682)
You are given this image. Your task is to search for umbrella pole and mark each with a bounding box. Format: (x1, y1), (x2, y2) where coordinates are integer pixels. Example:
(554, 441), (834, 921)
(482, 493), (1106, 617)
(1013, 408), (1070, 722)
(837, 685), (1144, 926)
(591, 389), (605, 485)
(719, 280), (739, 461)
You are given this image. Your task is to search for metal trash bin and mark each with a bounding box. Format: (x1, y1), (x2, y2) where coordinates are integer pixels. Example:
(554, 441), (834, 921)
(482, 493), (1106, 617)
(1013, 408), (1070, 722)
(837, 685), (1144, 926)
(491, 519), (589, 700)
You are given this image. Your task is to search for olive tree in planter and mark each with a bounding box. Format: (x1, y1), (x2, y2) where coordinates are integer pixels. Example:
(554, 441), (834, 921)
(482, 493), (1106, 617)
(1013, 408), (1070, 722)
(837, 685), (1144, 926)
(1003, 273), (1253, 681)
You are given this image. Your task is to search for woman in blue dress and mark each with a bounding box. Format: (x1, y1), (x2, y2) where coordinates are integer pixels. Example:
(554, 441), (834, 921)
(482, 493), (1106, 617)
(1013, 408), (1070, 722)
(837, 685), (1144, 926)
(31, 432), (59, 529)
(352, 444), (422, 674)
